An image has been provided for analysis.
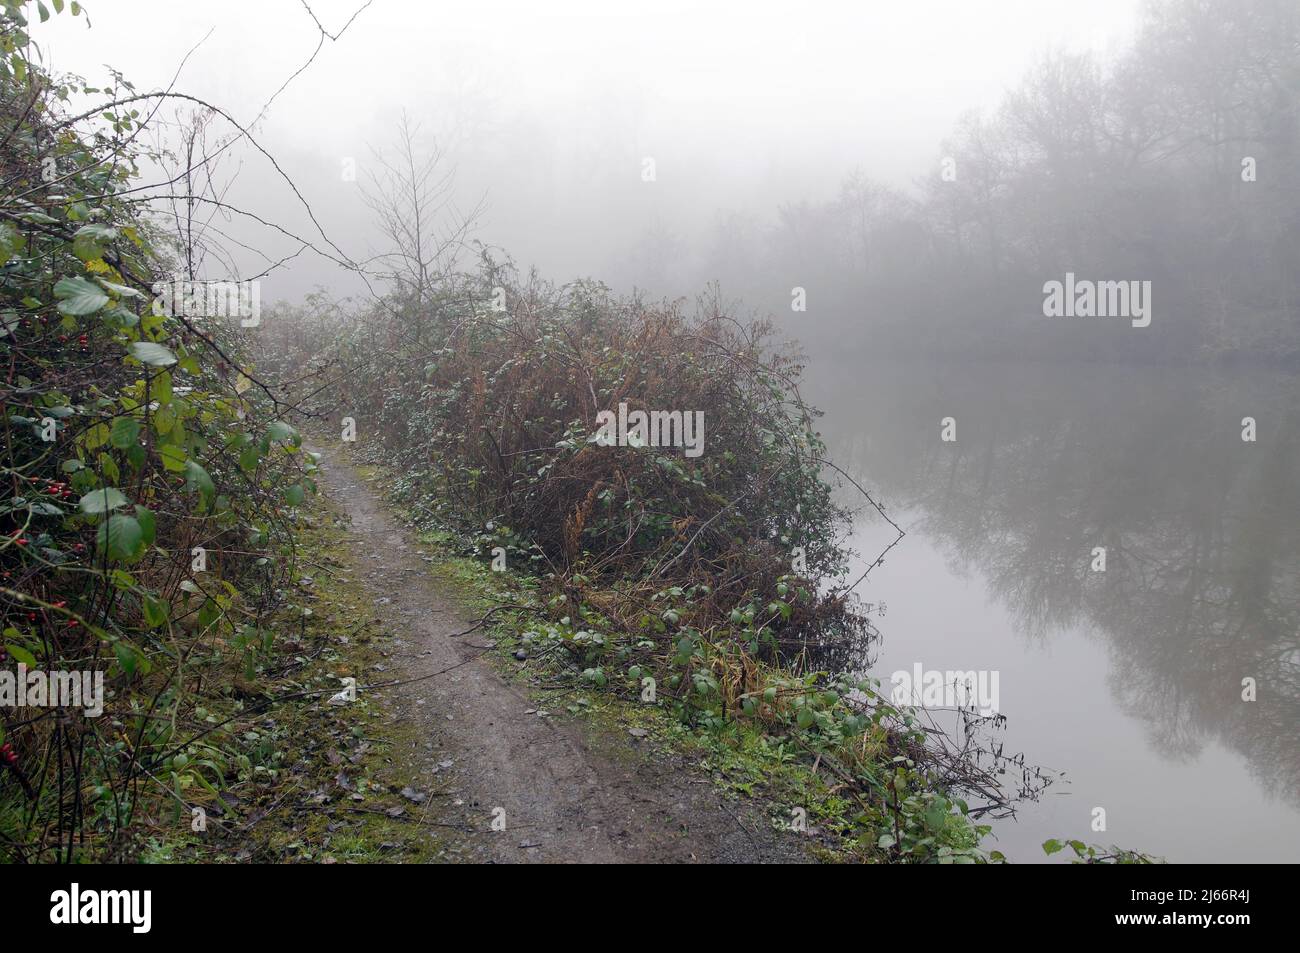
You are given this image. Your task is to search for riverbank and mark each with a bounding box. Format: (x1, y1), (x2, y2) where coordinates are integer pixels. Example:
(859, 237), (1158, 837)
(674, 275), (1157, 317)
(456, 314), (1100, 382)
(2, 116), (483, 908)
(157, 443), (821, 862)
(320, 437), (1000, 863)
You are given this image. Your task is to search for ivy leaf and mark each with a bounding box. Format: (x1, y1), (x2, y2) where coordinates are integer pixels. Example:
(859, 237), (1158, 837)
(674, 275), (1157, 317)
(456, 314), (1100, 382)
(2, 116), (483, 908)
(53, 276), (109, 316)
(78, 486), (128, 515)
(128, 341), (177, 366)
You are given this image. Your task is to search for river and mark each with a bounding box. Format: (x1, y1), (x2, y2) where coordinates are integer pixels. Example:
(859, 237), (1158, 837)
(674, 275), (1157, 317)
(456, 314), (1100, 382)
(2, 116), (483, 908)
(808, 357), (1299, 862)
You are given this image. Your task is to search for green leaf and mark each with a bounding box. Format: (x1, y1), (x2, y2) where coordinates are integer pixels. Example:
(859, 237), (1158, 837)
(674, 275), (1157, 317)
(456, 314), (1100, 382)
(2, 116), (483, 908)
(134, 505), (156, 545)
(238, 443), (261, 473)
(128, 341), (177, 366)
(266, 421), (296, 444)
(1042, 839), (1065, 856)
(153, 371), (173, 404)
(141, 594), (168, 629)
(114, 641), (142, 677)
(71, 224), (117, 262)
(96, 277), (142, 298)
(81, 422), (110, 451)
(98, 452), (120, 485)
(153, 403), (176, 436)
(283, 484), (305, 506)
(78, 486), (128, 515)
(4, 643), (38, 666)
(184, 460), (215, 503)
(97, 514), (144, 561)
(109, 416), (140, 449)
(158, 444), (187, 472)
(53, 276), (110, 316)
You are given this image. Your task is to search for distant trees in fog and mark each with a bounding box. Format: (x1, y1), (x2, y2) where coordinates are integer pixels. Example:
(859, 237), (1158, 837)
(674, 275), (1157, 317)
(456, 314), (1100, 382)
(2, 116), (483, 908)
(696, 0), (1300, 365)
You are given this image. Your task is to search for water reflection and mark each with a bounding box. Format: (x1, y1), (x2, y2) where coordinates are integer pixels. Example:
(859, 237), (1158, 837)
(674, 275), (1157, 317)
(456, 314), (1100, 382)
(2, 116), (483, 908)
(813, 359), (1300, 810)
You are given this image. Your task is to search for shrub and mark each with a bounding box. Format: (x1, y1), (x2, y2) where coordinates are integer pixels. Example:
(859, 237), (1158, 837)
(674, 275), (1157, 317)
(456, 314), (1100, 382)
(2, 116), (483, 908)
(0, 1), (315, 861)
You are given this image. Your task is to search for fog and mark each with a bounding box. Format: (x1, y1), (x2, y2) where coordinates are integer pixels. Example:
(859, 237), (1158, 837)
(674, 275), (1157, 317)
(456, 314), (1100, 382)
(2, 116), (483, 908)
(26, 0), (1298, 863)
(36, 0), (1141, 305)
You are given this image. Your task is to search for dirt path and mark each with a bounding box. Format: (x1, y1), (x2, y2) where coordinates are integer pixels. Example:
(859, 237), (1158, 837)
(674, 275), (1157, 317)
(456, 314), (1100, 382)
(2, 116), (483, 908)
(315, 446), (809, 863)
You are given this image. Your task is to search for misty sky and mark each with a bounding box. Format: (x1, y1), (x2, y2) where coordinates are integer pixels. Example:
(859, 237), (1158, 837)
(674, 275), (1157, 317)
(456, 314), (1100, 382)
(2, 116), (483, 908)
(36, 0), (1141, 302)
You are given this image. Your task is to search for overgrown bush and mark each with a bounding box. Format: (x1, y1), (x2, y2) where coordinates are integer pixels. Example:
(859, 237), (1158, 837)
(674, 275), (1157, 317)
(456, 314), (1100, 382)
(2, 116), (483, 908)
(0, 1), (316, 861)
(260, 253), (1051, 861)
(266, 258), (873, 662)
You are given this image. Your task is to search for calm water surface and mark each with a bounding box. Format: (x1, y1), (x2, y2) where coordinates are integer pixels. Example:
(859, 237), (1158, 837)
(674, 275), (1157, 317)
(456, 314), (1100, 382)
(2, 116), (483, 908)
(808, 358), (1299, 863)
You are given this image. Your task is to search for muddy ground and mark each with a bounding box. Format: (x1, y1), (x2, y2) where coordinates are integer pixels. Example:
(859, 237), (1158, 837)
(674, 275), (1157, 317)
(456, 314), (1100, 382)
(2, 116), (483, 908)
(316, 446), (810, 863)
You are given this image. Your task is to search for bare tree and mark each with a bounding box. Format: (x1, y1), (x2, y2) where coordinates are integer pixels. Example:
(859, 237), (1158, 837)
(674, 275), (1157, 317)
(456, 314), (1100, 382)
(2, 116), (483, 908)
(361, 112), (482, 344)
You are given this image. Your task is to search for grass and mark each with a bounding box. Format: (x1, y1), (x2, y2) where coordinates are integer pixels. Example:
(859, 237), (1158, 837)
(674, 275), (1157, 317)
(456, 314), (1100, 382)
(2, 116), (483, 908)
(147, 493), (461, 864)
(392, 521), (873, 860)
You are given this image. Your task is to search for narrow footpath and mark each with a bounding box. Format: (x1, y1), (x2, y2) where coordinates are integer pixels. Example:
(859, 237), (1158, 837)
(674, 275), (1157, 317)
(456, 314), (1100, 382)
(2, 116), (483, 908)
(316, 447), (809, 863)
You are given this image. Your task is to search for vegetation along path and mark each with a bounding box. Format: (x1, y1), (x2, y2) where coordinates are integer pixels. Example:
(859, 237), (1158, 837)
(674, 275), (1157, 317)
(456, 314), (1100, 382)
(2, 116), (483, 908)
(315, 445), (808, 864)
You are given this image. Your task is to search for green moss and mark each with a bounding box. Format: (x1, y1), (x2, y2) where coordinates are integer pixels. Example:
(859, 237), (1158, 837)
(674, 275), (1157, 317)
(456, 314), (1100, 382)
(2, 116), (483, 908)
(153, 497), (458, 864)
(406, 529), (876, 860)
